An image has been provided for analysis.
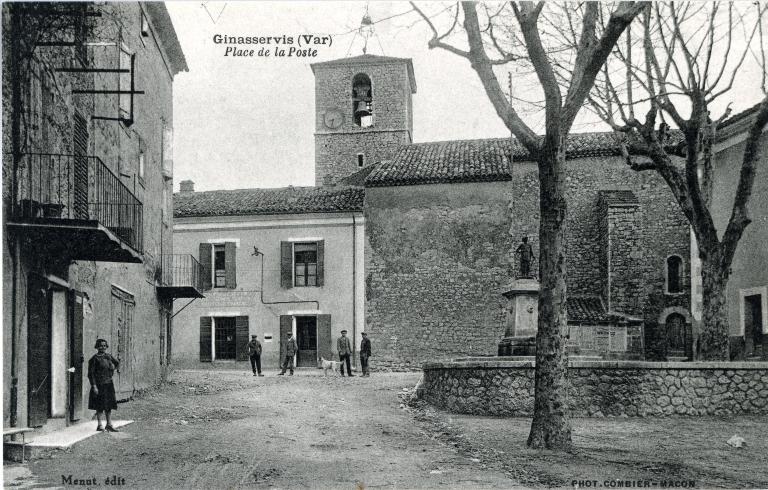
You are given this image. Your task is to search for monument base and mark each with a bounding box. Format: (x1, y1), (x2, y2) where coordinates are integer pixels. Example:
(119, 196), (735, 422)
(498, 336), (536, 356)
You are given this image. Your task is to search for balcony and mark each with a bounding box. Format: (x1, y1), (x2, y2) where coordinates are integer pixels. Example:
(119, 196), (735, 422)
(157, 254), (205, 299)
(7, 153), (143, 263)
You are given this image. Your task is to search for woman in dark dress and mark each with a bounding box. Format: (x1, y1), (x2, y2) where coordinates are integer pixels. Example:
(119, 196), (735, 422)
(88, 338), (120, 432)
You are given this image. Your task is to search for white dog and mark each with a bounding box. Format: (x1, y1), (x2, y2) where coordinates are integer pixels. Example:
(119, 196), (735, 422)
(320, 357), (342, 377)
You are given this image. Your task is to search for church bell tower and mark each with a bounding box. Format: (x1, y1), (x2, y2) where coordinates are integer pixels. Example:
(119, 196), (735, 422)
(311, 54), (417, 186)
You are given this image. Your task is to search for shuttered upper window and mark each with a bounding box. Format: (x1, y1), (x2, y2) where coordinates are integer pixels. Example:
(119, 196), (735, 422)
(199, 242), (237, 290)
(214, 244), (226, 288)
(281, 240), (324, 289)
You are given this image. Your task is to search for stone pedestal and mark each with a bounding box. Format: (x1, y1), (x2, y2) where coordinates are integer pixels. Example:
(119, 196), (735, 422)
(497, 278), (539, 356)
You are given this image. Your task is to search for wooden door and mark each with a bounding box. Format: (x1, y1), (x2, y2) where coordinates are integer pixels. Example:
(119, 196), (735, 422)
(69, 292), (84, 421)
(27, 276), (51, 427)
(111, 287), (134, 395)
(279, 315), (292, 367)
(745, 295), (763, 358)
(296, 316), (317, 367)
(317, 314), (332, 362)
(665, 313), (687, 357)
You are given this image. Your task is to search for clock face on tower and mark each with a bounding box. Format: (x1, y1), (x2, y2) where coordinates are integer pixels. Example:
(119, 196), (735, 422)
(323, 109), (343, 129)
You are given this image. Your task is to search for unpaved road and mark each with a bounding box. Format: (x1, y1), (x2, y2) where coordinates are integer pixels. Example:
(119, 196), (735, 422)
(7, 369), (519, 489)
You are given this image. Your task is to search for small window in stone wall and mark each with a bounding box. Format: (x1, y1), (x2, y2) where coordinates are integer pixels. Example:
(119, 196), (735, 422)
(666, 255), (683, 294)
(357, 153), (365, 168)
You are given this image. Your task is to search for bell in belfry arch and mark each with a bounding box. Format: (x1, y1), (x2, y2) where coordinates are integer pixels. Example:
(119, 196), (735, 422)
(354, 99), (372, 119)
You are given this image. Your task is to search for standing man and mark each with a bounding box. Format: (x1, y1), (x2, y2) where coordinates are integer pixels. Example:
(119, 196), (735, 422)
(246, 334), (263, 376)
(360, 332), (372, 377)
(279, 332), (297, 376)
(337, 329), (354, 377)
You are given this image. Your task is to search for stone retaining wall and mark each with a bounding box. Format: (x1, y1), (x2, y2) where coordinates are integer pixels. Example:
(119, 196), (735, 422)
(419, 358), (768, 417)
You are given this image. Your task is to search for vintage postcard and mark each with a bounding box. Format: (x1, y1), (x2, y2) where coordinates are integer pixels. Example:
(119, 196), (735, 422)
(3, 1), (767, 488)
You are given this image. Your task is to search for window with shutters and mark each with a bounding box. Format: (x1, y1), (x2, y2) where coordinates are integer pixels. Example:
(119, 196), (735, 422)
(200, 241), (237, 290)
(281, 240), (323, 289)
(214, 244), (226, 287)
(294, 243), (318, 287)
(200, 316), (248, 362)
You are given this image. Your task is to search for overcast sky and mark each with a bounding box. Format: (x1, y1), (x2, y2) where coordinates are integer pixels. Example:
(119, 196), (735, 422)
(166, 2), (766, 192)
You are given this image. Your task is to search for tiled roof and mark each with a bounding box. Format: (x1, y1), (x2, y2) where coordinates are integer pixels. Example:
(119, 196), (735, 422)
(337, 164), (380, 187)
(567, 296), (609, 323)
(718, 101), (766, 130)
(367, 138), (516, 187)
(365, 132), (657, 187)
(174, 186), (364, 218)
(598, 190), (640, 206)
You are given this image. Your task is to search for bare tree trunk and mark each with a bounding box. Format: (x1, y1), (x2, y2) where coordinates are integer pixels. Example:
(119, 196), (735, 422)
(527, 145), (572, 450)
(698, 252), (730, 360)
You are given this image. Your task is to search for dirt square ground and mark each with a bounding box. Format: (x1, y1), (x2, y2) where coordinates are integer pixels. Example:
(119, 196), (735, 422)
(4, 369), (767, 489)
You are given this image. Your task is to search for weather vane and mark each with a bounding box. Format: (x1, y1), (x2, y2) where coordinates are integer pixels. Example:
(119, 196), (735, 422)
(359, 4), (374, 54)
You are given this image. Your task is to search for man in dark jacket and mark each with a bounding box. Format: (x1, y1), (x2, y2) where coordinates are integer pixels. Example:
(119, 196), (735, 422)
(279, 332), (297, 376)
(360, 332), (372, 377)
(246, 334), (263, 376)
(337, 329), (354, 376)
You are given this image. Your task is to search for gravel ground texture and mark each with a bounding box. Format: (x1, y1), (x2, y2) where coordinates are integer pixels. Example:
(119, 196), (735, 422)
(4, 368), (767, 489)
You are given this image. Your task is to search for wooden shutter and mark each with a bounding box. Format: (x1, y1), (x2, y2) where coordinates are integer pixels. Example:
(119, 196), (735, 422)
(280, 241), (293, 289)
(225, 242), (237, 289)
(73, 113), (89, 220)
(27, 275), (50, 427)
(200, 317), (212, 362)
(316, 240), (325, 286)
(199, 243), (212, 291)
(279, 315), (292, 361)
(235, 316), (249, 361)
(317, 314), (332, 361)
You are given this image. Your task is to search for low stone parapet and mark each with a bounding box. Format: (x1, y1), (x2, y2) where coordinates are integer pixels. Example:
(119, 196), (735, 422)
(420, 358), (768, 417)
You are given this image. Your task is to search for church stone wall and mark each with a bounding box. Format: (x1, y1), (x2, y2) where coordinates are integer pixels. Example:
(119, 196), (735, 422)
(365, 157), (691, 370)
(365, 181), (513, 370)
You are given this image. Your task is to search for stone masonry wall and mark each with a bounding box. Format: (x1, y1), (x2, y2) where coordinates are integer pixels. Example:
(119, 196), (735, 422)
(607, 205), (643, 315)
(316, 130), (409, 186)
(420, 359), (768, 417)
(366, 157), (691, 370)
(365, 182), (513, 371)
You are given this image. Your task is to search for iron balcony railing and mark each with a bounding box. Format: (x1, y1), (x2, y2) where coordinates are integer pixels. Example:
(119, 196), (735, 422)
(160, 254), (204, 291)
(11, 152), (143, 252)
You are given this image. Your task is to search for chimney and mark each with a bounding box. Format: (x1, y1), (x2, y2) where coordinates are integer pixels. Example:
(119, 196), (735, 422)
(179, 180), (195, 193)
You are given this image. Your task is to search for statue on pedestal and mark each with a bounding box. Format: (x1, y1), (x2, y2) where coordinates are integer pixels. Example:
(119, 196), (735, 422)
(515, 236), (535, 279)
